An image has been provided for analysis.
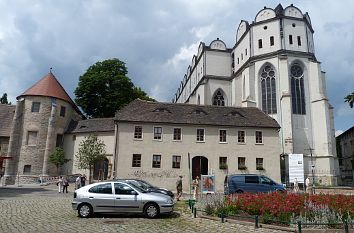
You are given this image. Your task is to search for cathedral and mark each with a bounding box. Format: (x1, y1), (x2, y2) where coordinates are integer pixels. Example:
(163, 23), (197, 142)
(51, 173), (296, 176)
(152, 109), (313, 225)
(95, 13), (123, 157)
(0, 4), (339, 190)
(172, 4), (338, 185)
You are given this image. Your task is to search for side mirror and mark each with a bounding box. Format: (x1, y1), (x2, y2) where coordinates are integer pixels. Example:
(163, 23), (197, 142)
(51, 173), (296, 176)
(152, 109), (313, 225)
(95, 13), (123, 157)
(131, 191), (138, 195)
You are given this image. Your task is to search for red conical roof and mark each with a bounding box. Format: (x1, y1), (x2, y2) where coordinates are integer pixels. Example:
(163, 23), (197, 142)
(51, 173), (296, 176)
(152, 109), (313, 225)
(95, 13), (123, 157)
(18, 72), (74, 105)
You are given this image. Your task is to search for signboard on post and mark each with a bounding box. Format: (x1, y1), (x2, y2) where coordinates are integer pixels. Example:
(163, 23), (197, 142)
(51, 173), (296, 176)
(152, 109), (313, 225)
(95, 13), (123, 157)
(201, 175), (215, 194)
(289, 154), (304, 183)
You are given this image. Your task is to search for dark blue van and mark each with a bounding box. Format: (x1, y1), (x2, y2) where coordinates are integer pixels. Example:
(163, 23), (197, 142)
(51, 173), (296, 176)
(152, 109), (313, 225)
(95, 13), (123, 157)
(224, 174), (285, 194)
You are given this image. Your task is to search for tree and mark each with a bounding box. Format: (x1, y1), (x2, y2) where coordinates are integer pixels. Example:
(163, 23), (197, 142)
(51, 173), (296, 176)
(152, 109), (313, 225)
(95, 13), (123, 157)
(0, 93), (11, 105)
(75, 135), (106, 184)
(49, 147), (71, 175)
(75, 58), (154, 118)
(344, 92), (354, 108)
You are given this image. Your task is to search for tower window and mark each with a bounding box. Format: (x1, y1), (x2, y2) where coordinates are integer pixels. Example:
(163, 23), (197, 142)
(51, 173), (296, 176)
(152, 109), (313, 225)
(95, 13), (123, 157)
(241, 53), (243, 60)
(245, 48), (247, 56)
(31, 102), (40, 112)
(289, 35), (293, 45)
(297, 36), (301, 46)
(60, 106), (66, 117)
(213, 90), (225, 106)
(258, 39), (263, 48)
(290, 64), (306, 115)
(237, 58), (239, 64)
(270, 36), (274, 46)
(23, 165), (31, 175)
(260, 65), (277, 114)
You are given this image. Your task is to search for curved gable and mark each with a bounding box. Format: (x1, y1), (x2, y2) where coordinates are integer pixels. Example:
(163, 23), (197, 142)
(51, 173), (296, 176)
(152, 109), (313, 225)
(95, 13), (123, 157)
(209, 38), (227, 50)
(255, 7), (276, 22)
(236, 20), (249, 42)
(284, 5), (303, 18)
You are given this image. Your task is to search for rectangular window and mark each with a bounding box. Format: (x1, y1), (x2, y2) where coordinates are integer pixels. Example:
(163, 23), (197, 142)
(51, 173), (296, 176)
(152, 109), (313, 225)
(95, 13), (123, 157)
(238, 131), (245, 143)
(256, 131), (263, 144)
(196, 128), (205, 142)
(134, 126), (143, 139)
(245, 48), (247, 56)
(173, 128), (182, 141)
(258, 39), (263, 48)
(153, 126), (162, 140)
(297, 36), (301, 46)
(219, 157), (227, 169)
(31, 102), (40, 112)
(237, 57), (239, 64)
(256, 158), (264, 170)
(60, 106), (66, 117)
(172, 155), (181, 168)
(132, 154), (141, 167)
(241, 53), (243, 60)
(27, 131), (38, 145)
(289, 35), (293, 45)
(219, 130), (227, 143)
(56, 134), (64, 148)
(270, 36), (274, 46)
(238, 157), (246, 170)
(152, 154), (161, 168)
(23, 165), (31, 175)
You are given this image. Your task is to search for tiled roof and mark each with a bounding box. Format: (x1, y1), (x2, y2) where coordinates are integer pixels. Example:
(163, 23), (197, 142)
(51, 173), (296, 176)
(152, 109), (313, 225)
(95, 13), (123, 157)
(115, 99), (280, 128)
(66, 118), (115, 134)
(0, 104), (15, 137)
(18, 72), (74, 105)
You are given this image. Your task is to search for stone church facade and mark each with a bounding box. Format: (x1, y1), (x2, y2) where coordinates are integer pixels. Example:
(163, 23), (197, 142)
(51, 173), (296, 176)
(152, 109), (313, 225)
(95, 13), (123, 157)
(173, 4), (338, 185)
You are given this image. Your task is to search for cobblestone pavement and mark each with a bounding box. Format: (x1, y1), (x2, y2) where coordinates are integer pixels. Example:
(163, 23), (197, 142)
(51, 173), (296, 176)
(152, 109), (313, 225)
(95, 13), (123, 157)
(0, 184), (290, 233)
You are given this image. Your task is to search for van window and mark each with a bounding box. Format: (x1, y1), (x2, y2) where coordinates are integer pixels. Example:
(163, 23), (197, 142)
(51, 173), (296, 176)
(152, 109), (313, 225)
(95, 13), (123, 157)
(245, 176), (259, 183)
(231, 176), (244, 183)
(260, 176), (273, 185)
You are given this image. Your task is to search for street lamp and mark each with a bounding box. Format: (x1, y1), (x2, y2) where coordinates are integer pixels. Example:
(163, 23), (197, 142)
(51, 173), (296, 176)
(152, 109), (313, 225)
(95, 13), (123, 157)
(307, 148), (315, 194)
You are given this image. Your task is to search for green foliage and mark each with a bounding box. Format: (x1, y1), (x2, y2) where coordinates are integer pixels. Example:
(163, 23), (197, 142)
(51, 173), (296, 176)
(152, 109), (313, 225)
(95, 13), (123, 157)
(75, 135), (106, 183)
(49, 147), (70, 174)
(74, 58), (154, 118)
(344, 92), (354, 108)
(0, 93), (11, 105)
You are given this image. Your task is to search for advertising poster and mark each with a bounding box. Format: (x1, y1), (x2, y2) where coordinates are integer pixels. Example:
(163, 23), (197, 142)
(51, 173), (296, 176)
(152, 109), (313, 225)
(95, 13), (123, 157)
(201, 175), (215, 194)
(289, 153), (304, 183)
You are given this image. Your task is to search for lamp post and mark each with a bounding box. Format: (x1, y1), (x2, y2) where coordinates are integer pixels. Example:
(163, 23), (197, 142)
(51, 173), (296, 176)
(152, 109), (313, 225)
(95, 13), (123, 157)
(307, 148), (315, 194)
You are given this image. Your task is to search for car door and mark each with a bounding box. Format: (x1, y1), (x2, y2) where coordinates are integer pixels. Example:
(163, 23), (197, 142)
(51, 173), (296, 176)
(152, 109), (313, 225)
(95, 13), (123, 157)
(114, 182), (141, 213)
(244, 175), (260, 193)
(259, 176), (274, 192)
(87, 182), (115, 213)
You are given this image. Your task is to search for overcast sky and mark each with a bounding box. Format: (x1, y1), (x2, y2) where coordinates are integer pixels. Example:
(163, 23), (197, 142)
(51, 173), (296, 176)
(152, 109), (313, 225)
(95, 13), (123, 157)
(0, 0), (353, 134)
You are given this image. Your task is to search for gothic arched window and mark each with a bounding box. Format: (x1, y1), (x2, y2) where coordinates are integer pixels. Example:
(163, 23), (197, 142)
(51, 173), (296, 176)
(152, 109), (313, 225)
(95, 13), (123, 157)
(213, 90), (225, 106)
(290, 64), (306, 114)
(260, 65), (277, 114)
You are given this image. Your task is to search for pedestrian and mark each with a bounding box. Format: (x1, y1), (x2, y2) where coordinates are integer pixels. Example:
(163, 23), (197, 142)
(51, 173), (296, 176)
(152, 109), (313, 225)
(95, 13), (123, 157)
(62, 176), (69, 193)
(75, 175), (81, 190)
(293, 178), (299, 193)
(176, 176), (183, 201)
(305, 177), (311, 193)
(57, 176), (63, 193)
(192, 176), (199, 200)
(81, 174), (86, 187)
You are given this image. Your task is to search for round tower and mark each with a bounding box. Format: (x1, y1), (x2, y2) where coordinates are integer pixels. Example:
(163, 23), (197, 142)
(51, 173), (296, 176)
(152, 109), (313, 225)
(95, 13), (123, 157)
(3, 72), (82, 184)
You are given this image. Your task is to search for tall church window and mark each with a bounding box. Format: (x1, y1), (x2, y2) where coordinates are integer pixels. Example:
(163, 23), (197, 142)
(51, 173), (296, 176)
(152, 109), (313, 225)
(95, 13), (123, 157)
(290, 64), (306, 114)
(260, 65), (277, 114)
(213, 90), (225, 106)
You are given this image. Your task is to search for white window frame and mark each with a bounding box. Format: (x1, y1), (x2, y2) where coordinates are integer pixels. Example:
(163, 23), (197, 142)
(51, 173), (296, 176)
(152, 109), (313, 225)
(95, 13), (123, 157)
(196, 128), (205, 142)
(26, 131), (38, 146)
(237, 130), (246, 144)
(134, 125), (143, 140)
(152, 154), (161, 168)
(255, 131), (263, 144)
(153, 126), (163, 141)
(173, 127), (182, 141)
(219, 129), (227, 143)
(172, 155), (181, 169)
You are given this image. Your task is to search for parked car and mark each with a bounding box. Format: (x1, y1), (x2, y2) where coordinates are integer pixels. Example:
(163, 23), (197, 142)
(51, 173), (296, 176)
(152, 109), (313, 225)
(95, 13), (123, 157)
(72, 181), (174, 218)
(117, 179), (174, 198)
(224, 174), (286, 194)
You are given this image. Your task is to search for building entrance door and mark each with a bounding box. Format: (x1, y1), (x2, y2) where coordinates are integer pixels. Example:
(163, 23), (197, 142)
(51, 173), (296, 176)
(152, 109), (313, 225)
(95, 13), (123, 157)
(192, 156), (208, 179)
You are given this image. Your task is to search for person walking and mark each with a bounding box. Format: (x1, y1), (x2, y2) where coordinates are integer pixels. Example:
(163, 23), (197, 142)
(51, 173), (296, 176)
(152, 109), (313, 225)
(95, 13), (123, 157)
(293, 178), (299, 193)
(62, 177), (69, 193)
(176, 176), (183, 201)
(75, 175), (81, 190)
(57, 176), (63, 193)
(81, 174), (86, 187)
(192, 176), (199, 200)
(305, 177), (311, 194)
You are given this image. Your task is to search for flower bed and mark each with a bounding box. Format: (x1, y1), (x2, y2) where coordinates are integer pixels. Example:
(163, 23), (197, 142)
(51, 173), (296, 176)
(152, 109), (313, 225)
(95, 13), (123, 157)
(195, 192), (354, 226)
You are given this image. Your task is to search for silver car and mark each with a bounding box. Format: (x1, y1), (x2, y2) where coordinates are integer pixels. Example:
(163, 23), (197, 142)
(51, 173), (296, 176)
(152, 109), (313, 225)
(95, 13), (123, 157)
(72, 181), (174, 218)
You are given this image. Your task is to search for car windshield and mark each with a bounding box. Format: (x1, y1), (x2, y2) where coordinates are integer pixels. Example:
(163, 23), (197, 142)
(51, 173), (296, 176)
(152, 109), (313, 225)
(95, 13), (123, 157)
(125, 182), (147, 193)
(260, 176), (275, 185)
(139, 180), (155, 188)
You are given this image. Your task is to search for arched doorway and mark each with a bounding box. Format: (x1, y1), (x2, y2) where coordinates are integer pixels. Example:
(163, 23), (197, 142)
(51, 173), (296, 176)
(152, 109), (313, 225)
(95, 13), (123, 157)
(93, 158), (109, 180)
(192, 156), (208, 179)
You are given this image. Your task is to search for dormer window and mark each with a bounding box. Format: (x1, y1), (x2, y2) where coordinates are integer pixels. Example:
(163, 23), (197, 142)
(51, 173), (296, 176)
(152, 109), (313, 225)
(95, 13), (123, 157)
(153, 107), (171, 113)
(228, 111), (243, 117)
(194, 109), (207, 115)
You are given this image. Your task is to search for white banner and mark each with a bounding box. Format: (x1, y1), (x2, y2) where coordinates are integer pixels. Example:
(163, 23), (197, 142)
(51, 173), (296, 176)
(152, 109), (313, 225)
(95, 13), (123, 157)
(289, 154), (304, 183)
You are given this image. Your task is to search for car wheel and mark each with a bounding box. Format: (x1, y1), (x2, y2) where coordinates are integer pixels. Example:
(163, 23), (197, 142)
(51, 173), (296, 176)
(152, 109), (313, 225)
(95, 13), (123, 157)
(144, 203), (159, 218)
(78, 203), (93, 218)
(236, 190), (243, 194)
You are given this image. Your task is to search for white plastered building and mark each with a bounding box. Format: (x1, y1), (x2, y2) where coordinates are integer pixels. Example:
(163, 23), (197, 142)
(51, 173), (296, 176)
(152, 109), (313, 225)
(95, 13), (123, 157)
(173, 4), (339, 185)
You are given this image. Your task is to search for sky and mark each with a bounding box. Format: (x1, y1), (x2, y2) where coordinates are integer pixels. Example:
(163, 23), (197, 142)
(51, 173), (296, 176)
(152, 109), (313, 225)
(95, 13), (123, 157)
(0, 0), (353, 135)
